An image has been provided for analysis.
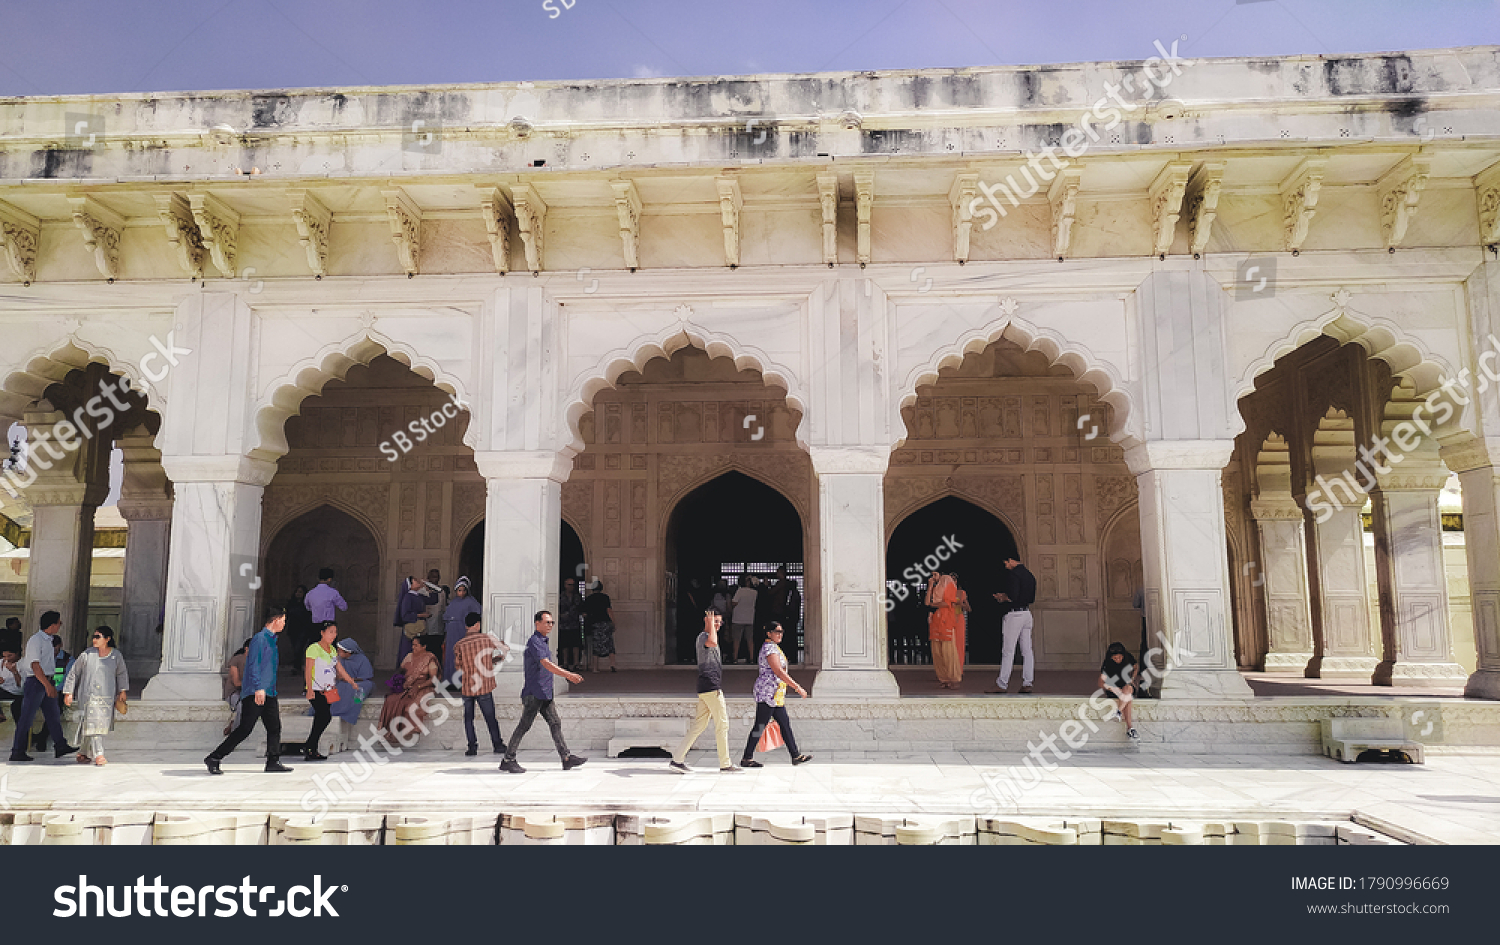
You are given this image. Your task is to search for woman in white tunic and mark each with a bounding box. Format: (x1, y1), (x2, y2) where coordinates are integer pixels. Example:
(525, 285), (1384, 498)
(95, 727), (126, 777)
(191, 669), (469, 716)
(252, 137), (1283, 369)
(61, 626), (129, 766)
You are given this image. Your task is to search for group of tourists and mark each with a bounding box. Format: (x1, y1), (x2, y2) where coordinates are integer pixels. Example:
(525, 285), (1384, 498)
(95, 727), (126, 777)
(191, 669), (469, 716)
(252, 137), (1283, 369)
(684, 568), (801, 666)
(553, 579), (618, 674)
(1, 611), (129, 765)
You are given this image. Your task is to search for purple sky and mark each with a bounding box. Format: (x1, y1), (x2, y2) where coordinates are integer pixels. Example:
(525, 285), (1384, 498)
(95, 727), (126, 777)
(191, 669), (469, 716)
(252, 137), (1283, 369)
(0, 0), (1496, 97)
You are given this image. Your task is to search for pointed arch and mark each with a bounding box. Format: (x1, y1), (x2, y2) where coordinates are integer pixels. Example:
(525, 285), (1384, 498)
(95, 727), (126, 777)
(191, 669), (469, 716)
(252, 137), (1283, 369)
(564, 321), (806, 453)
(0, 334), (163, 427)
(252, 329), (475, 461)
(658, 460), (811, 531)
(885, 485), (1025, 547)
(259, 495), (386, 559)
(897, 312), (1132, 446)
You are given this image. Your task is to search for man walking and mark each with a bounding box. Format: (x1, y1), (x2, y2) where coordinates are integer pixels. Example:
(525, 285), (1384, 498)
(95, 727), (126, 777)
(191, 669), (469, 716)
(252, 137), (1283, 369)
(205, 606), (292, 774)
(304, 568), (348, 625)
(452, 611), (510, 756)
(8, 611), (76, 762)
(669, 608), (740, 773)
(499, 611), (586, 773)
(988, 554), (1037, 695)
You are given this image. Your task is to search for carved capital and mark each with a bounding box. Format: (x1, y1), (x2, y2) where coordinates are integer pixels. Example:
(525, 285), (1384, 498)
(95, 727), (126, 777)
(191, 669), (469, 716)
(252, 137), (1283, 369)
(512, 182), (548, 274)
(1049, 166), (1083, 259)
(610, 178), (643, 271)
(477, 186), (513, 275)
(949, 172), (978, 264)
(1185, 162), (1225, 255)
(0, 199), (39, 284)
(289, 189), (332, 278)
(381, 188), (422, 276)
(713, 176), (741, 268)
(69, 195), (124, 281)
(1148, 161), (1192, 257)
(817, 173), (839, 266)
(153, 193), (205, 280)
(1250, 496), (1305, 521)
(1280, 158), (1326, 253)
(188, 192), (240, 276)
(1377, 155), (1431, 248)
(1473, 160), (1500, 245)
(853, 170), (875, 266)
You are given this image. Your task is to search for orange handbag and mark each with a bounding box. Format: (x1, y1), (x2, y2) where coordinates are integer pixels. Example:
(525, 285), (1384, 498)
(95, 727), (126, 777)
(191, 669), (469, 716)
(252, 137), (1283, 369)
(756, 719), (784, 753)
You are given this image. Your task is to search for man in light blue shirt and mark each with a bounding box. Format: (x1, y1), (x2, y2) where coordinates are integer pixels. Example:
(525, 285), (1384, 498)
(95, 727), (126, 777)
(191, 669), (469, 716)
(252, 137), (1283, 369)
(304, 569), (348, 623)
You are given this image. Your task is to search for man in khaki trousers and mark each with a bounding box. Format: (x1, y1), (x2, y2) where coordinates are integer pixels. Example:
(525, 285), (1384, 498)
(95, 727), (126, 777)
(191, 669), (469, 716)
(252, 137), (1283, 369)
(669, 609), (741, 773)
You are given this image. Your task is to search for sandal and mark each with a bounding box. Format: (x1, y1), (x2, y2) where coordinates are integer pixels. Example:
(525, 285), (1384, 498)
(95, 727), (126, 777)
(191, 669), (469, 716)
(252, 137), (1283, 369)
(791, 754), (813, 765)
(741, 759), (763, 768)
(76, 753), (91, 764)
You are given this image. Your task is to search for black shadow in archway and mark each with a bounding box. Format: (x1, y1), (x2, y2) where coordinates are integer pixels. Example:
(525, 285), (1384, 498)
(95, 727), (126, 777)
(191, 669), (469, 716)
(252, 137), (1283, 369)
(886, 496), (1017, 665)
(455, 520), (586, 599)
(665, 471), (803, 665)
(266, 505), (381, 661)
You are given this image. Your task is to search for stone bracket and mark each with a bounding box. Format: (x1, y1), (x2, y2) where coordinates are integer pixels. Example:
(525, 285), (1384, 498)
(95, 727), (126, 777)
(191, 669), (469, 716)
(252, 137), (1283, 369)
(477, 186), (513, 275)
(513, 182), (547, 274)
(1185, 162), (1225, 256)
(289, 189), (332, 278)
(1280, 158), (1327, 253)
(153, 193), (205, 280)
(69, 194), (124, 281)
(817, 173), (839, 266)
(0, 198), (39, 284)
(188, 192), (240, 276)
(1149, 161), (1192, 257)
(611, 178), (643, 271)
(1049, 166), (1083, 259)
(853, 169), (874, 267)
(381, 188), (422, 277)
(1377, 155), (1432, 249)
(949, 172), (978, 264)
(714, 175), (741, 269)
(1476, 160), (1500, 246)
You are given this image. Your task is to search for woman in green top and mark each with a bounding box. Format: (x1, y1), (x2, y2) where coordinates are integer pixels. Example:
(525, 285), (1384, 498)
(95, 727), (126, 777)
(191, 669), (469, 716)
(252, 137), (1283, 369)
(304, 620), (357, 761)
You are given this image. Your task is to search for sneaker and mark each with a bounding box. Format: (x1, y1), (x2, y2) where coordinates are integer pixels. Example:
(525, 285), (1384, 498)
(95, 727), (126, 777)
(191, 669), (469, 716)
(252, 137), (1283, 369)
(464, 746), (478, 757)
(1019, 685), (1033, 694)
(264, 762), (293, 773)
(304, 751), (328, 762)
(719, 765), (743, 773)
(668, 760), (692, 774)
(1104, 707), (1121, 722)
(499, 758), (526, 774)
(204, 755), (222, 775)
(1127, 728), (1140, 741)
(562, 754), (587, 770)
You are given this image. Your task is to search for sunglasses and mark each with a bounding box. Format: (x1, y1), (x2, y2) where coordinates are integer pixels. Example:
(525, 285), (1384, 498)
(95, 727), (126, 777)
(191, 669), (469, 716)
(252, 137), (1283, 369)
(91, 634), (105, 640)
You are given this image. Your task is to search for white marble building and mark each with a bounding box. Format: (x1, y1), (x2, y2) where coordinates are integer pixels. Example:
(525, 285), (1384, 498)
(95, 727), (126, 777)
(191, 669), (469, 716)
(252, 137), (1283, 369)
(1, 45), (1498, 705)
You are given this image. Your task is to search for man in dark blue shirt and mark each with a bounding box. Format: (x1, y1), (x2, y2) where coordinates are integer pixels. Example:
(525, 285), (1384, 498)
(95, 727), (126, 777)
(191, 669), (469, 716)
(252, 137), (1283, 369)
(205, 606), (292, 774)
(987, 555), (1037, 695)
(499, 611), (587, 773)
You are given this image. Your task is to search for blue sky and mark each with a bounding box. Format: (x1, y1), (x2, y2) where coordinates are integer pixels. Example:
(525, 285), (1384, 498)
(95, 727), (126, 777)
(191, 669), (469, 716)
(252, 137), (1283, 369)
(0, 0), (1496, 96)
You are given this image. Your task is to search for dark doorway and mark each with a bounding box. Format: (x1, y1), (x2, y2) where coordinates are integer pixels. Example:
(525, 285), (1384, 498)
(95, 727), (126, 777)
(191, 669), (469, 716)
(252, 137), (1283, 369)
(455, 519), (585, 600)
(886, 496), (1017, 665)
(664, 471), (804, 665)
(265, 505), (381, 660)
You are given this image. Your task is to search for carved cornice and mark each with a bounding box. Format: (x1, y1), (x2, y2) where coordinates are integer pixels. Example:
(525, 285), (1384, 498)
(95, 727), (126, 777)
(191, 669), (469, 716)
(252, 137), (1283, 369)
(69, 195), (124, 281)
(1376, 155), (1431, 249)
(153, 193), (205, 280)
(1472, 160), (1500, 246)
(1049, 166), (1082, 259)
(1185, 162), (1225, 256)
(0, 199), (39, 284)
(477, 186), (513, 275)
(512, 182), (547, 274)
(381, 188), (422, 277)
(188, 192), (240, 276)
(1250, 497), (1305, 521)
(1280, 158), (1326, 253)
(853, 170), (875, 267)
(714, 176), (741, 269)
(949, 172), (978, 264)
(289, 189), (332, 278)
(1148, 161), (1192, 257)
(610, 178), (643, 271)
(817, 173), (839, 266)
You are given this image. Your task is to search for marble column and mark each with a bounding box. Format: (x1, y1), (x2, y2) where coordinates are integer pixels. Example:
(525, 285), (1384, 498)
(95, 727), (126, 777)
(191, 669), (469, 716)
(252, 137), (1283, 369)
(116, 427), (173, 681)
(20, 402), (109, 654)
(1444, 446), (1500, 699)
(1250, 497), (1315, 672)
(477, 450), (570, 697)
(142, 456), (274, 702)
(809, 447), (900, 698)
(1126, 441), (1254, 699)
(1368, 472), (1467, 686)
(1301, 501), (1379, 678)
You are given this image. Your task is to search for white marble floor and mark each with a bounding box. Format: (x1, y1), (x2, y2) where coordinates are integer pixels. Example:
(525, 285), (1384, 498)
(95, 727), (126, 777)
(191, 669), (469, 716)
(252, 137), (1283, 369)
(6, 748), (1497, 844)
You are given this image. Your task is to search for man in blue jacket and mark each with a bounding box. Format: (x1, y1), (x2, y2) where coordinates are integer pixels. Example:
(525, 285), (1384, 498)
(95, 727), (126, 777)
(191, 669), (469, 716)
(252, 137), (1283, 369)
(205, 606), (292, 774)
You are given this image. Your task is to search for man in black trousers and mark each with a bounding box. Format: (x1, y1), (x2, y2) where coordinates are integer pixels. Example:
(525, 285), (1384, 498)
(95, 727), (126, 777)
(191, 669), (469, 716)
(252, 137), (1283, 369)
(205, 606), (292, 774)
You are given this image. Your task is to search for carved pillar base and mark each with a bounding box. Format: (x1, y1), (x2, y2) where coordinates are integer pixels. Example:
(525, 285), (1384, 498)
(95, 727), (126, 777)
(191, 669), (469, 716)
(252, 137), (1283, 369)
(1370, 480), (1464, 687)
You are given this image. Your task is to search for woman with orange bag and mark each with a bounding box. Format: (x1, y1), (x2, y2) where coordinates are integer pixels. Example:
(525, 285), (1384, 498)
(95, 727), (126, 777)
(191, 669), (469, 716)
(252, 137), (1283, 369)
(740, 621), (812, 767)
(926, 570), (970, 689)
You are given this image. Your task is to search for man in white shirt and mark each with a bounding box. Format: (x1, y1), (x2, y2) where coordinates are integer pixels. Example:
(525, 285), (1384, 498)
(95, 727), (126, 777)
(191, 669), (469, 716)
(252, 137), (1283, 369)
(729, 576), (758, 665)
(0, 645), (24, 724)
(8, 611), (75, 762)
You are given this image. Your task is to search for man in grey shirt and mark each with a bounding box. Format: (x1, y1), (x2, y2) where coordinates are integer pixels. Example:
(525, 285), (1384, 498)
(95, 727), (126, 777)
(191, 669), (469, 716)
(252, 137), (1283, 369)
(669, 609), (740, 773)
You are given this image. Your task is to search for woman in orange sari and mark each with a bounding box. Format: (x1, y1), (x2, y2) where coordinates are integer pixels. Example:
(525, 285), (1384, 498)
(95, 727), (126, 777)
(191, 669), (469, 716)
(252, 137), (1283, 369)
(378, 634), (441, 740)
(926, 571), (970, 689)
